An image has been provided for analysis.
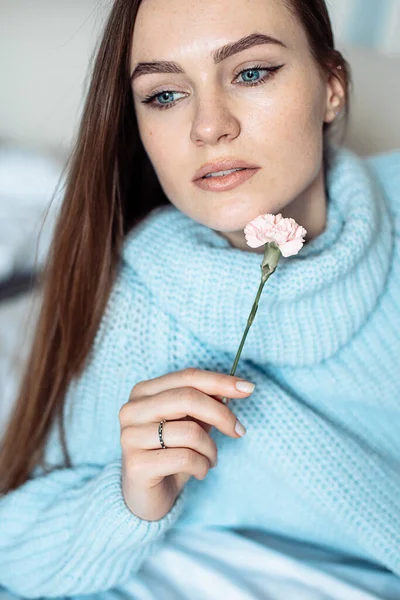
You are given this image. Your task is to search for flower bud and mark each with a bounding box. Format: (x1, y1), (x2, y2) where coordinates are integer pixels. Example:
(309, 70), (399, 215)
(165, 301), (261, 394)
(261, 242), (281, 278)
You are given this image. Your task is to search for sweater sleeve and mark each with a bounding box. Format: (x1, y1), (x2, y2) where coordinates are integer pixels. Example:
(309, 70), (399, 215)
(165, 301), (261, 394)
(0, 461), (187, 597)
(0, 265), (188, 597)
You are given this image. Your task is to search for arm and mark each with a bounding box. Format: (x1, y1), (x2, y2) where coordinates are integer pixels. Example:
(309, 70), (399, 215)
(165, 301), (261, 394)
(0, 267), (187, 597)
(0, 460), (186, 597)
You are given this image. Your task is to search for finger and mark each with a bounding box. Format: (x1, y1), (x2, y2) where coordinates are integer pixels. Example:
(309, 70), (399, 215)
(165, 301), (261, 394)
(129, 447), (212, 484)
(129, 367), (254, 401)
(121, 386), (246, 439)
(212, 393), (231, 406)
(121, 421), (218, 467)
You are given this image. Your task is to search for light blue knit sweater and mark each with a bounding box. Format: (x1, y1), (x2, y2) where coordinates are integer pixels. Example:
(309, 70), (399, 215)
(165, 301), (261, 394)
(1, 145), (400, 598)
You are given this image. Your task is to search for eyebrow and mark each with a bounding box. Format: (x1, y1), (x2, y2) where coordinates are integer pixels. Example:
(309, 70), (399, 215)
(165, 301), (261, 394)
(130, 32), (287, 82)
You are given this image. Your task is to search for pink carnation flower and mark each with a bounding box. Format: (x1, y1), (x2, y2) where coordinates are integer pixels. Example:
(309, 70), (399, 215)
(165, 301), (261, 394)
(244, 213), (307, 257)
(220, 211), (307, 405)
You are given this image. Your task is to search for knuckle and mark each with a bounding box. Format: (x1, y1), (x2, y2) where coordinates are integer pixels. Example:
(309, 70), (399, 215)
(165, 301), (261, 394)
(118, 403), (128, 424)
(129, 380), (145, 400)
(120, 399), (140, 428)
(185, 420), (204, 442)
(176, 386), (197, 406)
(120, 426), (132, 448)
(182, 367), (200, 383)
(118, 407), (127, 429)
(175, 385), (189, 399)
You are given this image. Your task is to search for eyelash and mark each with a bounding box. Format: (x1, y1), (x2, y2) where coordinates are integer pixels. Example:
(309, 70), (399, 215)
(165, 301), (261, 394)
(141, 64), (284, 111)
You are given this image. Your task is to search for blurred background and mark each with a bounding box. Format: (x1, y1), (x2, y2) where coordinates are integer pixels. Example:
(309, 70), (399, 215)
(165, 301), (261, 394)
(0, 0), (399, 435)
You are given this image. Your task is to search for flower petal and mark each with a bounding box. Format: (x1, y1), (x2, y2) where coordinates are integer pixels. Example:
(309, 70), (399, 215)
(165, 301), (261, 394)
(244, 212), (307, 254)
(278, 238), (305, 257)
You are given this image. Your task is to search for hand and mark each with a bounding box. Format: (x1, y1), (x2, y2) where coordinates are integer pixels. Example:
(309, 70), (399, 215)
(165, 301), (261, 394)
(119, 367), (253, 521)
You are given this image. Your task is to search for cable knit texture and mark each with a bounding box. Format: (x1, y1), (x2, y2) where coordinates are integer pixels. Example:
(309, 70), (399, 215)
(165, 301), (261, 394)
(0, 144), (399, 598)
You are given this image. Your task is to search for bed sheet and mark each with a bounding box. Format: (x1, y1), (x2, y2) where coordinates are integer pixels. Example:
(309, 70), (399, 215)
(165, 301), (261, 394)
(1, 526), (399, 599)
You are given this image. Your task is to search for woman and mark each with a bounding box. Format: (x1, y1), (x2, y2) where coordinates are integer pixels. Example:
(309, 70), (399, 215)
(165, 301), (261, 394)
(1, 0), (400, 598)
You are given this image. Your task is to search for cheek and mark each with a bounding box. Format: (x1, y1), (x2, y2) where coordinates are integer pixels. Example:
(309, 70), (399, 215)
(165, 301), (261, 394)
(264, 70), (324, 128)
(140, 125), (170, 169)
(139, 125), (184, 194)
(256, 85), (324, 161)
(291, 75), (326, 128)
(134, 106), (168, 160)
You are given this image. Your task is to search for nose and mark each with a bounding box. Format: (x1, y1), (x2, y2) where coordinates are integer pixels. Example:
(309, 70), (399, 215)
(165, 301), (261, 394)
(190, 93), (240, 146)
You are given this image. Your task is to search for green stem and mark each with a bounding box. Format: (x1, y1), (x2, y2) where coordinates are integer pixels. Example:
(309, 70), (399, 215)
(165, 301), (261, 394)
(221, 269), (273, 405)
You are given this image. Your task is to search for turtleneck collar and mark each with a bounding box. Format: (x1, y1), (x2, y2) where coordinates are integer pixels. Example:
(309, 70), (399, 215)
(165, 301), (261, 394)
(122, 145), (395, 367)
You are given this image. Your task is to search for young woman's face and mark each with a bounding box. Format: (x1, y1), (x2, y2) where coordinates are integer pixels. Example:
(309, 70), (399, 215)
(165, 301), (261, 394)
(130, 0), (342, 247)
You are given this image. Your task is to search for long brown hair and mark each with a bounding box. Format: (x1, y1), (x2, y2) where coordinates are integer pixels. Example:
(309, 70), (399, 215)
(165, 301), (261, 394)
(0, 0), (351, 494)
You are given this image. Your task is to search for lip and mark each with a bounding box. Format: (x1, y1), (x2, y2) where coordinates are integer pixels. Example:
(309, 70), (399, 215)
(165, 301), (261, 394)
(192, 159), (260, 181)
(193, 167), (260, 192)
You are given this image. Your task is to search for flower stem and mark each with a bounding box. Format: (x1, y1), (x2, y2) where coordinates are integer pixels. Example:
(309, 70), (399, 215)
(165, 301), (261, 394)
(221, 269), (274, 405)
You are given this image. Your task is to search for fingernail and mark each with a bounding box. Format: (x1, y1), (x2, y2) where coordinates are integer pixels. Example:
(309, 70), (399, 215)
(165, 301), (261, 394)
(235, 380), (255, 393)
(235, 419), (247, 437)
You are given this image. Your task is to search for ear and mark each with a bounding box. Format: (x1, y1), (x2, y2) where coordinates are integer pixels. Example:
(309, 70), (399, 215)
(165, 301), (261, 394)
(323, 68), (346, 124)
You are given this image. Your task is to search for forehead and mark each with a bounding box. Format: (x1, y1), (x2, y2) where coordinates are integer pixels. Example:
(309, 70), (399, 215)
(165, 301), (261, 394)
(130, 0), (302, 60)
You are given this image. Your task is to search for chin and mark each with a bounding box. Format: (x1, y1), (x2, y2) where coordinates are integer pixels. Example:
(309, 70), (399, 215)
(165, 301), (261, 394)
(204, 207), (257, 233)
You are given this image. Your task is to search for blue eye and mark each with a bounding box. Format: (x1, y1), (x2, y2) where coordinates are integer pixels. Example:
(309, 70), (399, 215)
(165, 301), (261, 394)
(141, 64), (284, 111)
(239, 67), (266, 84)
(153, 91), (181, 106)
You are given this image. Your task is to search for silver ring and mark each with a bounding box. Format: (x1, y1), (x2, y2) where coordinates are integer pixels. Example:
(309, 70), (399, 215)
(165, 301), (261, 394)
(158, 419), (167, 449)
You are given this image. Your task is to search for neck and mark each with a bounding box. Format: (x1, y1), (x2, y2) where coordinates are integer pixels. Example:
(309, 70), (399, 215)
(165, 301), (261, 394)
(281, 166), (328, 245)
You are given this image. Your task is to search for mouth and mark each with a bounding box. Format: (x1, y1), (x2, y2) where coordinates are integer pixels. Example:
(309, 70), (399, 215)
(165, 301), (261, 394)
(193, 167), (260, 192)
(193, 159), (260, 182)
(201, 167), (247, 179)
